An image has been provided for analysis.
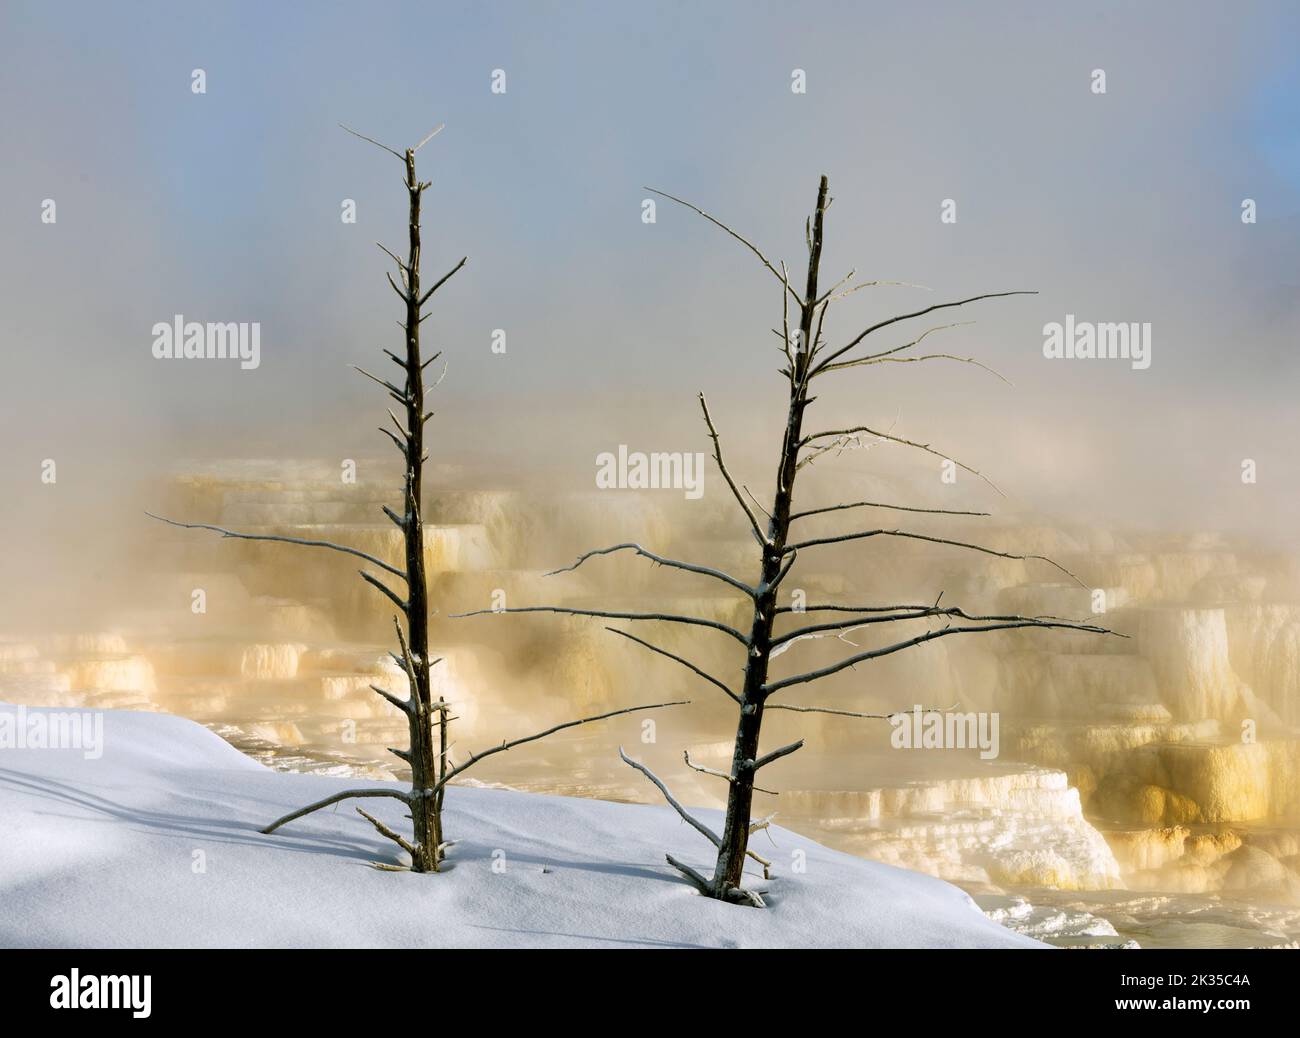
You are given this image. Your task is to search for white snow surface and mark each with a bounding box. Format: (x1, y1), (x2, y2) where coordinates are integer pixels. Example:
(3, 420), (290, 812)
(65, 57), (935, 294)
(0, 706), (1040, 948)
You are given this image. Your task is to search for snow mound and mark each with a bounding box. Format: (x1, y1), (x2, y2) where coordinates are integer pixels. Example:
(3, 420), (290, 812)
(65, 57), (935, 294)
(0, 704), (1038, 948)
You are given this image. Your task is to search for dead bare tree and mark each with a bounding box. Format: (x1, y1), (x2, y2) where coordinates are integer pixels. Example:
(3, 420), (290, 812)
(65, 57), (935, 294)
(458, 174), (1116, 904)
(148, 123), (683, 872)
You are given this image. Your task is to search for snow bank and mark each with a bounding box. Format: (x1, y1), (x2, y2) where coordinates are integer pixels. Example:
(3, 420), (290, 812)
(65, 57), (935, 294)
(0, 705), (1038, 948)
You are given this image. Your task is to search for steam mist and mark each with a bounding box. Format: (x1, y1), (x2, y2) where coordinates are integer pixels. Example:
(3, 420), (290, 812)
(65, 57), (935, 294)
(3, 1), (1300, 947)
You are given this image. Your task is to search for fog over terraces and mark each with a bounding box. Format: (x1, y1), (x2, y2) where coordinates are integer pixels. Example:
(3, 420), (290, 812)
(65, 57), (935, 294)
(4, 447), (1299, 946)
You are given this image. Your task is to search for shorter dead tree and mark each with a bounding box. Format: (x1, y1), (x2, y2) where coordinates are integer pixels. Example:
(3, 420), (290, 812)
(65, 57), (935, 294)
(459, 174), (1117, 904)
(149, 122), (683, 872)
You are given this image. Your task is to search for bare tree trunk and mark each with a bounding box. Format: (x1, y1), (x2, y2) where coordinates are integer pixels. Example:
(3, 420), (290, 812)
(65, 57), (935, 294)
(396, 150), (440, 873)
(154, 122), (687, 872)
(516, 174), (1117, 906)
(444, 171), (1116, 903)
(710, 176), (827, 895)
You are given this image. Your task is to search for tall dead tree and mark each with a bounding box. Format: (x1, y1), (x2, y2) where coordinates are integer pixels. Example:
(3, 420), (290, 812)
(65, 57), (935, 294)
(460, 174), (1115, 904)
(149, 123), (682, 872)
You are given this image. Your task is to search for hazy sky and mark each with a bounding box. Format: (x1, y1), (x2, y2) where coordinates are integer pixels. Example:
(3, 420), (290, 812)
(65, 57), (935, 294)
(2, 0), (1298, 574)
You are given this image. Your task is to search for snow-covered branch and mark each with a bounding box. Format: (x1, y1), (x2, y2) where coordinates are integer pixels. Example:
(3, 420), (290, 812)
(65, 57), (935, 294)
(698, 394), (768, 546)
(789, 498), (990, 522)
(772, 605), (1101, 647)
(452, 605), (749, 645)
(809, 290), (1036, 375)
(429, 702), (689, 794)
(261, 788), (412, 835)
(643, 186), (801, 305)
(605, 627), (740, 703)
(783, 527), (1087, 587)
(618, 747), (720, 847)
(746, 740), (804, 771)
(764, 618), (1116, 694)
(797, 426), (1003, 495)
(543, 542), (757, 599)
(144, 512), (407, 581)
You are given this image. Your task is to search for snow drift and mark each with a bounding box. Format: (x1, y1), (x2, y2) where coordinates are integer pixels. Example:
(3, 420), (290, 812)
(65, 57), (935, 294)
(0, 704), (1036, 948)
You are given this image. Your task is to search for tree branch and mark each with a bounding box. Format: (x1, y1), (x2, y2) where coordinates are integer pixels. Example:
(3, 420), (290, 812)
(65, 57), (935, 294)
(812, 268), (856, 307)
(747, 740), (804, 771)
(430, 702), (689, 794)
(260, 788), (411, 834)
(767, 703), (928, 719)
(764, 619), (1115, 694)
(784, 528), (1087, 587)
(743, 484), (774, 523)
(664, 854), (714, 895)
(815, 321), (971, 374)
(682, 749), (732, 783)
(145, 512), (406, 580)
(391, 614), (423, 719)
(543, 542), (757, 598)
(683, 750), (777, 795)
(811, 291), (1036, 374)
(452, 605), (749, 645)
(775, 601), (937, 614)
(604, 627), (740, 703)
(339, 122), (405, 161)
(644, 187), (801, 304)
(417, 256), (467, 306)
(798, 426), (1003, 495)
(773, 605), (1100, 646)
(353, 365), (410, 403)
(619, 747), (721, 847)
(411, 123), (445, 152)
(790, 499), (990, 522)
(815, 275), (930, 307)
(837, 351), (1012, 385)
(360, 570), (409, 612)
(699, 393), (768, 546)
(378, 428), (408, 457)
(770, 614), (926, 658)
(356, 805), (417, 856)
(375, 241), (410, 274)
(779, 259), (794, 378)
(369, 684), (412, 715)
(386, 271), (412, 305)
(767, 548), (799, 593)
